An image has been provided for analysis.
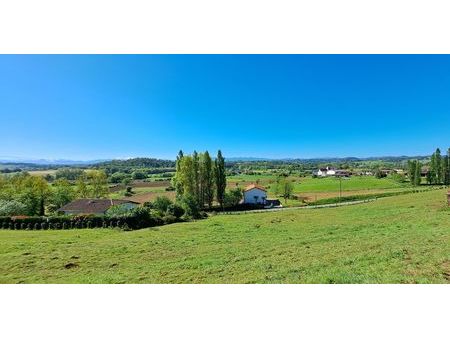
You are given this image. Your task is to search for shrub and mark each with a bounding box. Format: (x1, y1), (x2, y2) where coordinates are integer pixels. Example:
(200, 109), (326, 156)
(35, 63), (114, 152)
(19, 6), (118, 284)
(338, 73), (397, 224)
(181, 195), (200, 219)
(152, 196), (173, 213)
(0, 200), (28, 216)
(166, 204), (185, 219)
(162, 215), (178, 224)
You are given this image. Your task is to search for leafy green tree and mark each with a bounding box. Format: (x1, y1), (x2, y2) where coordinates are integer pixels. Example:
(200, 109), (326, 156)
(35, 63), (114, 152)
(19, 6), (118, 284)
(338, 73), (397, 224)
(166, 203), (185, 219)
(214, 150), (227, 208)
(0, 200), (27, 216)
(152, 196), (173, 214)
(277, 178), (294, 203)
(223, 188), (243, 208)
(55, 168), (84, 181)
(51, 178), (75, 208)
(132, 170), (147, 180)
(181, 194), (200, 219)
(76, 174), (89, 198)
(87, 170), (109, 198)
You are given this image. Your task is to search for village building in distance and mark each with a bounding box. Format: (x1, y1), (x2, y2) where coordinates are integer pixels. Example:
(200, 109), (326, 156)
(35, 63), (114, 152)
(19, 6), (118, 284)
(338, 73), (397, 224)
(58, 199), (139, 216)
(312, 167), (351, 178)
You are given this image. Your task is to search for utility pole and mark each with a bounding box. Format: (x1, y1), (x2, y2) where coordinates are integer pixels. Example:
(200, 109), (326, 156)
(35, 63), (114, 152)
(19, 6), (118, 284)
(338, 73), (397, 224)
(339, 176), (342, 203)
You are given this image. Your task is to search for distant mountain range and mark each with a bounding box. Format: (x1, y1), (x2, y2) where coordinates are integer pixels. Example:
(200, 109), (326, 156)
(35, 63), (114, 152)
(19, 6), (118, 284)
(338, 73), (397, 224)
(226, 155), (430, 163)
(0, 157), (107, 165)
(0, 155), (431, 167)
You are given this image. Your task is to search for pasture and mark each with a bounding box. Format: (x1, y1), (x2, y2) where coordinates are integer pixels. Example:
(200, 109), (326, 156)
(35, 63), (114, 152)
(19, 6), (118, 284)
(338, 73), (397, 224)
(1, 189), (449, 284)
(112, 174), (411, 205)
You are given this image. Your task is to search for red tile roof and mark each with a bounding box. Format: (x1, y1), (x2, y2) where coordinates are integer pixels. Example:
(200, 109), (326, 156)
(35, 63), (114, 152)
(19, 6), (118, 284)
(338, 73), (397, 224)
(58, 199), (138, 214)
(244, 184), (267, 192)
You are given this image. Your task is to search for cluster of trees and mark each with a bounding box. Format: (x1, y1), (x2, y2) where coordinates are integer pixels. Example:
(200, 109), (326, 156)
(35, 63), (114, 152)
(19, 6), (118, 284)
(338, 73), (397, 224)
(172, 150), (228, 209)
(272, 177), (294, 202)
(407, 160), (422, 186)
(108, 195), (205, 222)
(0, 170), (110, 216)
(428, 148), (450, 185)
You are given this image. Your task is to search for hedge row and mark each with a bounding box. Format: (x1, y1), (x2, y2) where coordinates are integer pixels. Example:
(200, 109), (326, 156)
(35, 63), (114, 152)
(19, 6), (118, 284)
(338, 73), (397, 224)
(0, 214), (165, 231)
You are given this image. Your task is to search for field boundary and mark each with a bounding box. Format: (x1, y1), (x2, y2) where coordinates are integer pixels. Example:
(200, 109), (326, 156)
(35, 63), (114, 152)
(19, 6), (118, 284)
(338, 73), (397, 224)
(217, 198), (376, 215)
(217, 187), (446, 215)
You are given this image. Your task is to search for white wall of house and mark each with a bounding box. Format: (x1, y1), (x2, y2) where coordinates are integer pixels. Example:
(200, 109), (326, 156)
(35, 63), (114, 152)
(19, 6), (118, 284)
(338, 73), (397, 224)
(243, 188), (267, 204)
(317, 169), (327, 177)
(326, 169), (336, 176)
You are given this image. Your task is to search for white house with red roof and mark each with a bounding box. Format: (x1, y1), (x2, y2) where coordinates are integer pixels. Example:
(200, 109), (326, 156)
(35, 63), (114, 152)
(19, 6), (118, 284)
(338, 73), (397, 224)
(243, 184), (267, 205)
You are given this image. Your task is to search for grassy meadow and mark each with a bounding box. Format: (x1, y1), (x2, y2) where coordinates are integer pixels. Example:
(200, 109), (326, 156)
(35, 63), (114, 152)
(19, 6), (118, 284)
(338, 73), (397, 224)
(110, 175), (411, 205)
(1, 189), (449, 284)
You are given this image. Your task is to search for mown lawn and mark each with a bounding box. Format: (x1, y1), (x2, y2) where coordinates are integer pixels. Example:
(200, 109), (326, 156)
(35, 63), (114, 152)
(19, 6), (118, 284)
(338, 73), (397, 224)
(0, 190), (449, 284)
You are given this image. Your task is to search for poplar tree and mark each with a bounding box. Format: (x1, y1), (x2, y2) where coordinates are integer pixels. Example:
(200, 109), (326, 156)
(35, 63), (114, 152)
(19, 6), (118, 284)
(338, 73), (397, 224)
(173, 150), (184, 198)
(414, 160), (422, 186)
(435, 148), (442, 184)
(443, 149), (450, 185)
(408, 160), (416, 186)
(214, 150), (227, 208)
(430, 153), (437, 184)
(177, 155), (195, 197)
(200, 151), (214, 208)
(192, 151), (200, 204)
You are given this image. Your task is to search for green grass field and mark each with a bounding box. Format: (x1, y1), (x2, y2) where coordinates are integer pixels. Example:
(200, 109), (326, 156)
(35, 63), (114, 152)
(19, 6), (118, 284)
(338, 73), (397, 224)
(1, 189), (449, 284)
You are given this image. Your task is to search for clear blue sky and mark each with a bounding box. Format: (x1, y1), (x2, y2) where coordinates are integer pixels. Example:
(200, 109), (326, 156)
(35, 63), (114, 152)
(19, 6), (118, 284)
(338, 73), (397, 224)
(1, 55), (449, 160)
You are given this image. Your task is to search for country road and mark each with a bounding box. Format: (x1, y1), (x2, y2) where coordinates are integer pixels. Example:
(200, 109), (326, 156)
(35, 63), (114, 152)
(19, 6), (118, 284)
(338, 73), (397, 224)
(217, 198), (377, 215)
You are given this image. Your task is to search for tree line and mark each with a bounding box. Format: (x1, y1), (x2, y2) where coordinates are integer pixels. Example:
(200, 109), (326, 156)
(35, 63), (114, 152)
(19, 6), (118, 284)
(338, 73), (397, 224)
(0, 170), (110, 216)
(408, 148), (450, 186)
(172, 150), (228, 209)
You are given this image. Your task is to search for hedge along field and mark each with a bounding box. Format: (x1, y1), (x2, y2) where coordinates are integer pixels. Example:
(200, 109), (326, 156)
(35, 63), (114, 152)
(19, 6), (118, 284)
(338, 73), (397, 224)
(0, 189), (449, 284)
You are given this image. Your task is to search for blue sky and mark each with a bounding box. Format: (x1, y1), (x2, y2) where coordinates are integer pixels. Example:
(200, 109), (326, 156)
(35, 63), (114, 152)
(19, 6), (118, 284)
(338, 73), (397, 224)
(0, 55), (449, 160)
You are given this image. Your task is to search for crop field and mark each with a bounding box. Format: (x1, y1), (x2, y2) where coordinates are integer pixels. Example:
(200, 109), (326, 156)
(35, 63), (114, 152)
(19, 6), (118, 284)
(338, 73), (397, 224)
(28, 170), (58, 177)
(1, 189), (449, 284)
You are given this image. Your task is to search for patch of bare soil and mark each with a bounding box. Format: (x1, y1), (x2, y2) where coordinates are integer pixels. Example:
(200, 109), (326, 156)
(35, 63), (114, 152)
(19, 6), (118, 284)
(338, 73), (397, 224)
(64, 262), (79, 269)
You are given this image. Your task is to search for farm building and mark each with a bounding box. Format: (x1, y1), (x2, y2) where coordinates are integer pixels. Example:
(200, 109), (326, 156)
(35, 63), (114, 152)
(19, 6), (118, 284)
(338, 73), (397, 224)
(243, 184), (267, 205)
(58, 199), (139, 216)
(243, 184), (282, 208)
(313, 167), (343, 177)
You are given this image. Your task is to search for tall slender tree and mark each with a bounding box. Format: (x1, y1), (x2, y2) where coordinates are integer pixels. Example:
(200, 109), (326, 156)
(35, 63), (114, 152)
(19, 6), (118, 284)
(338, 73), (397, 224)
(200, 151), (214, 208)
(435, 148), (442, 184)
(430, 152), (437, 184)
(414, 160), (422, 186)
(214, 150), (226, 208)
(192, 151), (200, 204)
(408, 160), (417, 186)
(173, 150), (184, 198)
(179, 156), (195, 197)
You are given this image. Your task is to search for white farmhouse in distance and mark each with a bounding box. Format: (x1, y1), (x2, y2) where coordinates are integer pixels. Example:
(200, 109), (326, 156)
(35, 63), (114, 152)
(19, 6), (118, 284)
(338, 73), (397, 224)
(313, 166), (337, 177)
(243, 184), (267, 205)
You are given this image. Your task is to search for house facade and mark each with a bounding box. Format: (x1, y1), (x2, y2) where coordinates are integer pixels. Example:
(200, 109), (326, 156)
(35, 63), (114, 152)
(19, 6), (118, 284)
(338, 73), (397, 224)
(243, 184), (267, 204)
